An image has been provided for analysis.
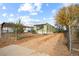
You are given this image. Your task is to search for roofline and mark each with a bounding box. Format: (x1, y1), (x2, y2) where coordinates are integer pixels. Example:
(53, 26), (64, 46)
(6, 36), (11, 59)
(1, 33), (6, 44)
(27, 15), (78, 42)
(0, 22), (33, 28)
(34, 23), (49, 26)
(34, 23), (55, 27)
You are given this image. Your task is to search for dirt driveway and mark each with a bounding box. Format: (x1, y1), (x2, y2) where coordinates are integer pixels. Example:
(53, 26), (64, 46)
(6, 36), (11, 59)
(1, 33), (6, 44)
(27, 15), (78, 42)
(16, 33), (70, 56)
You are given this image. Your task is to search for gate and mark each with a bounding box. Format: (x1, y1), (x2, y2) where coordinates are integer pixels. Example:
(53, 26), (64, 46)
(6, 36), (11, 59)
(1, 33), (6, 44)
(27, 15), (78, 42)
(70, 20), (79, 55)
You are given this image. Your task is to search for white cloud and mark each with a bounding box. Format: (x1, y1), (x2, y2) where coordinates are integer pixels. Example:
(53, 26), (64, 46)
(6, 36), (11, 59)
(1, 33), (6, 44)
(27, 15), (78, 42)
(19, 15), (43, 26)
(0, 20), (2, 24)
(62, 3), (79, 7)
(30, 12), (38, 15)
(46, 3), (49, 6)
(6, 16), (17, 23)
(20, 16), (30, 20)
(18, 3), (42, 12)
(34, 3), (42, 12)
(20, 16), (32, 25)
(0, 3), (3, 6)
(2, 6), (6, 10)
(43, 17), (46, 20)
(7, 18), (14, 22)
(42, 17), (56, 26)
(62, 3), (72, 7)
(40, 10), (43, 13)
(5, 15), (31, 25)
(18, 3), (42, 16)
(10, 14), (14, 17)
(52, 9), (56, 14)
(48, 18), (56, 26)
(51, 9), (57, 18)
(48, 17), (53, 20)
(18, 3), (33, 12)
(2, 13), (7, 17)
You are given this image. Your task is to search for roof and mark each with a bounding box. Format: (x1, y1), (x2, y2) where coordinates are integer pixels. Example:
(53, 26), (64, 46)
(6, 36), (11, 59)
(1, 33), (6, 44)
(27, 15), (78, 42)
(1, 22), (16, 28)
(1, 22), (26, 28)
(0, 22), (34, 28)
(25, 26), (33, 28)
(34, 23), (49, 26)
(34, 23), (55, 28)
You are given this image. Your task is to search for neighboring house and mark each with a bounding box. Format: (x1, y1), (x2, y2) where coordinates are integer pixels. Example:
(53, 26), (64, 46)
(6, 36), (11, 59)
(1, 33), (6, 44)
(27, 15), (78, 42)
(1, 22), (26, 33)
(1, 22), (33, 33)
(24, 26), (33, 32)
(1, 23), (16, 33)
(0, 22), (27, 38)
(0, 22), (33, 37)
(34, 23), (56, 34)
(0, 23), (16, 38)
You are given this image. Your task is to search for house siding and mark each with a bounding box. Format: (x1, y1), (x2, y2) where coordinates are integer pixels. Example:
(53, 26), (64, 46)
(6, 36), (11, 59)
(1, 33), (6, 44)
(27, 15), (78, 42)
(43, 25), (47, 34)
(2, 27), (14, 33)
(24, 28), (32, 32)
(34, 26), (43, 34)
(34, 23), (54, 34)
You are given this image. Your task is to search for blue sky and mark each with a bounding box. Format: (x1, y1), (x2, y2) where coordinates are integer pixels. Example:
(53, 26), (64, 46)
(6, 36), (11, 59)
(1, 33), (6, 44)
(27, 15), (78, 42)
(0, 3), (71, 26)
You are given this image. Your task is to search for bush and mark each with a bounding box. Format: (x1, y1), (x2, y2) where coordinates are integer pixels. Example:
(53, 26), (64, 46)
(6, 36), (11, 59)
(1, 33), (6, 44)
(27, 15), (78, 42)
(31, 29), (36, 34)
(13, 19), (25, 40)
(56, 29), (65, 33)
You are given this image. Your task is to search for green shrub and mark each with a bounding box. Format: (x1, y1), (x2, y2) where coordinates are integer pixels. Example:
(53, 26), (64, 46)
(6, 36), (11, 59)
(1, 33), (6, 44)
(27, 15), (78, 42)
(31, 29), (36, 34)
(13, 19), (25, 40)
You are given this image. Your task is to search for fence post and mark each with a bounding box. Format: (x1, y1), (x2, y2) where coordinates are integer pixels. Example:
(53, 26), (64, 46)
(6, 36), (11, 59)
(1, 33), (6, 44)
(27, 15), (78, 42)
(69, 25), (72, 55)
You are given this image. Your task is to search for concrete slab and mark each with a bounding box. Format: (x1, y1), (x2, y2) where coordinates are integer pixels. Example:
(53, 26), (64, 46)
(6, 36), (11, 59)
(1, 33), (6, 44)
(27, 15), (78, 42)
(0, 45), (49, 56)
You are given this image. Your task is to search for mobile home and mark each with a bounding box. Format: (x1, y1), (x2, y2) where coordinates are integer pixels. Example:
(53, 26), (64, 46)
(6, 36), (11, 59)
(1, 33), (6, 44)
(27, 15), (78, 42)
(34, 23), (55, 34)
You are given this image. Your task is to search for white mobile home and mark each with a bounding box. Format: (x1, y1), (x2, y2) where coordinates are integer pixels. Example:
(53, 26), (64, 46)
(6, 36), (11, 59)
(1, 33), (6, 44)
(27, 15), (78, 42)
(34, 23), (56, 34)
(24, 26), (33, 32)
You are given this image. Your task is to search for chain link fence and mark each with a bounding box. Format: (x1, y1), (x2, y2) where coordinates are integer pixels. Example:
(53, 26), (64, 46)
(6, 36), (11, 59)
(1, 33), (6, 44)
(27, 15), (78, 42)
(0, 23), (16, 47)
(71, 26), (79, 55)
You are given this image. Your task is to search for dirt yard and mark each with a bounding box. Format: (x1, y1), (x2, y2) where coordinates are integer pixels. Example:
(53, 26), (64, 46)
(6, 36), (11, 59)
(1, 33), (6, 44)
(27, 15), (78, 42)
(0, 33), (45, 48)
(16, 33), (70, 56)
(0, 33), (70, 56)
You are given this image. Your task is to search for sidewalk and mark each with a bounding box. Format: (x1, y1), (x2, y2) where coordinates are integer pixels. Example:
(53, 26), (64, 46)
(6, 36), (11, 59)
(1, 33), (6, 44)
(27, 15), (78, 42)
(0, 45), (49, 56)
